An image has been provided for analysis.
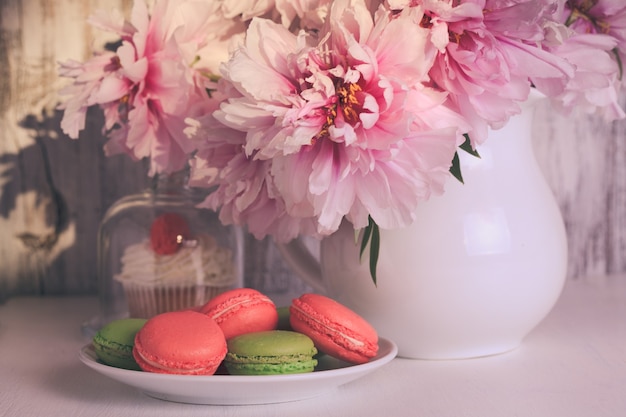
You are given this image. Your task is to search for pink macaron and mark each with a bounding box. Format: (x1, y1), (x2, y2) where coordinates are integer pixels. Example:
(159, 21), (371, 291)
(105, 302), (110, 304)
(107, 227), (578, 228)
(201, 288), (278, 340)
(132, 310), (227, 375)
(290, 293), (379, 364)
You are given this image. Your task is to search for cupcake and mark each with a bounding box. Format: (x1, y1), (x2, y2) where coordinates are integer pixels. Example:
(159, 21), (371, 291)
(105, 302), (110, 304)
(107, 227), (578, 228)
(114, 213), (237, 318)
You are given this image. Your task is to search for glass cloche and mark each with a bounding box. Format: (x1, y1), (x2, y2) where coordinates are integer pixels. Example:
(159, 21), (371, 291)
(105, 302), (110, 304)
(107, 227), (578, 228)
(83, 168), (243, 335)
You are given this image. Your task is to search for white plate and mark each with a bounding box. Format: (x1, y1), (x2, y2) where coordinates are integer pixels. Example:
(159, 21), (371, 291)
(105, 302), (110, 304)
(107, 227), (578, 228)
(78, 337), (397, 405)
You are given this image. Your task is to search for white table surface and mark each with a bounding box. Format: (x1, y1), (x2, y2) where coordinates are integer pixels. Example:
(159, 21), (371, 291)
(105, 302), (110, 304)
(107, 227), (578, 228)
(1, 276), (625, 417)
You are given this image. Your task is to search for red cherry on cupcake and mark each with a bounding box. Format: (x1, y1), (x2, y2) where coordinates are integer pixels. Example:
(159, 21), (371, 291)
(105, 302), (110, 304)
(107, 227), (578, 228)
(150, 213), (190, 255)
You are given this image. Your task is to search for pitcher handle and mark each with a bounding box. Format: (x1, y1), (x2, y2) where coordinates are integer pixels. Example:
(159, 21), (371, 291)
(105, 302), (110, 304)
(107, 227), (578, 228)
(276, 238), (326, 293)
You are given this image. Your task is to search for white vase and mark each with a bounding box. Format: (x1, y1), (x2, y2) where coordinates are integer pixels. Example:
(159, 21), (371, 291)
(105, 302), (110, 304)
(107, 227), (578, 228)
(279, 92), (568, 359)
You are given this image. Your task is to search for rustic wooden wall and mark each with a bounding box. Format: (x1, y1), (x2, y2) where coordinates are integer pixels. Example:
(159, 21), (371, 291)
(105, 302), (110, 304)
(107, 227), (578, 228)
(1, 0), (145, 300)
(534, 97), (626, 279)
(1, 0), (625, 302)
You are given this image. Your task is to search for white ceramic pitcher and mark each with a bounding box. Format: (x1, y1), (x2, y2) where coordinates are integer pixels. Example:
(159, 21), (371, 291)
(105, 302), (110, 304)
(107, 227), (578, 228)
(279, 92), (568, 359)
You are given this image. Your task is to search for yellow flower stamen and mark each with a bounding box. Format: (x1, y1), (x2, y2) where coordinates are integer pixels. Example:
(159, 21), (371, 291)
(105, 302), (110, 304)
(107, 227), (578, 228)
(337, 82), (362, 125)
(315, 81), (363, 143)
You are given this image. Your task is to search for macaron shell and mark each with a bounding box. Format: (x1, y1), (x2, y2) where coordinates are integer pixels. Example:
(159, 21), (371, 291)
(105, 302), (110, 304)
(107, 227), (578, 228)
(133, 310), (227, 375)
(290, 294), (378, 364)
(224, 330), (318, 375)
(201, 288), (278, 339)
(225, 360), (317, 375)
(93, 318), (147, 370)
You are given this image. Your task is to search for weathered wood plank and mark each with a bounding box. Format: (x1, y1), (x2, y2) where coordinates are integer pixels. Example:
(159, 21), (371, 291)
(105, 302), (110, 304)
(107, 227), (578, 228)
(533, 96), (626, 279)
(0, 0), (146, 300)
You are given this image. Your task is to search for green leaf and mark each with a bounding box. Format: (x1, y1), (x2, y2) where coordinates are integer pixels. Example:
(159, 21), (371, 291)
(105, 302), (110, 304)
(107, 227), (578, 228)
(460, 134), (480, 158)
(449, 151), (464, 184)
(369, 222), (380, 286)
(358, 217), (380, 286)
(450, 134), (481, 183)
(359, 221), (373, 260)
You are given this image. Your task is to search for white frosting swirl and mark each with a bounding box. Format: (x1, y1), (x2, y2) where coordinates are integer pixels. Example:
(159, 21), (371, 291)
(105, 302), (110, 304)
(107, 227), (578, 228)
(114, 233), (236, 287)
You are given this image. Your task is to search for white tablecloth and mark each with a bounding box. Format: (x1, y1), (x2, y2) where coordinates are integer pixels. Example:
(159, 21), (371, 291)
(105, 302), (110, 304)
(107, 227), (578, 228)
(1, 276), (625, 417)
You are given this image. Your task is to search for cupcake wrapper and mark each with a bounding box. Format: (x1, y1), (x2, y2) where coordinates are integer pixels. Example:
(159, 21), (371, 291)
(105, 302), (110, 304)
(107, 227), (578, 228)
(122, 283), (232, 319)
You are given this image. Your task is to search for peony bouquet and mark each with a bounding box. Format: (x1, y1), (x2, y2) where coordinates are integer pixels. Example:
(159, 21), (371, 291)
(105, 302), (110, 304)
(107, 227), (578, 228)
(59, 0), (626, 277)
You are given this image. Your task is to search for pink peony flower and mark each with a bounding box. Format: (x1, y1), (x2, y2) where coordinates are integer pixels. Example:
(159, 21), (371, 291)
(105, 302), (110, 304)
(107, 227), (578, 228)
(58, 52), (121, 139)
(537, 32), (625, 120)
(58, 0), (237, 175)
(59, 0), (626, 247)
(408, 0), (574, 146)
(218, 0), (333, 30)
(219, 0), (277, 20)
(187, 103), (322, 241)
(190, 1), (468, 241)
(563, 0), (626, 58)
(274, 0), (333, 30)
(526, 0), (626, 120)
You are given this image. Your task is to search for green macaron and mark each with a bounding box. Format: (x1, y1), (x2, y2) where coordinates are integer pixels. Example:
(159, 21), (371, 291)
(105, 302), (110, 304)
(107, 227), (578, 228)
(224, 330), (318, 375)
(92, 318), (147, 370)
